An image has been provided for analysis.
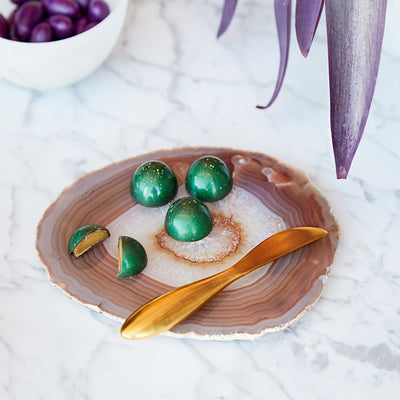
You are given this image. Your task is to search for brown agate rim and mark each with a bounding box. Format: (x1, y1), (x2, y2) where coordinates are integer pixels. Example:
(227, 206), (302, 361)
(36, 147), (340, 340)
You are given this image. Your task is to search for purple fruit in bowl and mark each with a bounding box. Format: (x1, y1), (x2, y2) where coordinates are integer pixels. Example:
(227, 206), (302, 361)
(14, 1), (44, 41)
(8, 9), (17, 24)
(0, 14), (8, 38)
(11, 0), (33, 5)
(82, 20), (97, 32)
(87, 0), (109, 23)
(43, 0), (80, 18)
(0, 0), (129, 89)
(76, 0), (89, 11)
(47, 15), (75, 39)
(8, 17), (20, 41)
(30, 21), (52, 42)
(2, 0), (112, 42)
(75, 15), (88, 34)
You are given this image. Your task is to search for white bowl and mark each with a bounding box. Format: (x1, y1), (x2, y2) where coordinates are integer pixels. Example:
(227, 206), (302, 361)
(0, 0), (128, 89)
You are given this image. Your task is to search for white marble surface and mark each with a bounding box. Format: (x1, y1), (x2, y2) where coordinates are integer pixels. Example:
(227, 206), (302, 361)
(1, 0), (399, 399)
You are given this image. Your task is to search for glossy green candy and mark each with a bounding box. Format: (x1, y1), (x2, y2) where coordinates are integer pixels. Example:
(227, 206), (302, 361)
(185, 156), (233, 202)
(118, 236), (148, 278)
(131, 161), (178, 207)
(68, 224), (110, 257)
(165, 197), (213, 242)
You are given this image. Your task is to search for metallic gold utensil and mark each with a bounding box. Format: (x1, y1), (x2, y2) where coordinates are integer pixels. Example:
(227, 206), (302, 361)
(120, 227), (328, 340)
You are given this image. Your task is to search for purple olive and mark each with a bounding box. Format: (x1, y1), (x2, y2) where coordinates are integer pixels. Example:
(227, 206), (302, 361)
(11, 0), (41, 6)
(47, 15), (74, 39)
(43, 0), (80, 18)
(30, 21), (53, 42)
(11, 0), (37, 5)
(76, 0), (89, 11)
(75, 15), (88, 34)
(87, 0), (110, 23)
(82, 20), (97, 32)
(8, 9), (17, 25)
(8, 10), (20, 41)
(14, 1), (45, 41)
(8, 23), (20, 41)
(0, 14), (8, 38)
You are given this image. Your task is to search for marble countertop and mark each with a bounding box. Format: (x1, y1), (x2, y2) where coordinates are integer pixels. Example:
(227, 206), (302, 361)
(1, 0), (399, 398)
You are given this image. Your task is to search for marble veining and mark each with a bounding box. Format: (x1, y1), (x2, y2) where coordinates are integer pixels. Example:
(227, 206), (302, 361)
(0, 0), (399, 399)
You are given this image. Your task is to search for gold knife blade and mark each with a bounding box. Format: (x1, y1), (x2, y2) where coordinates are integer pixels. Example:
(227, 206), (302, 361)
(120, 227), (328, 340)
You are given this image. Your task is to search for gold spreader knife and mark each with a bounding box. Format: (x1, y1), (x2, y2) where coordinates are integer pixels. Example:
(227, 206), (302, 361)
(120, 227), (328, 340)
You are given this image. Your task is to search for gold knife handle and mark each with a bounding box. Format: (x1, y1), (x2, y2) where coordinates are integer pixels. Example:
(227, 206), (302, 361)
(120, 268), (236, 340)
(120, 227), (328, 340)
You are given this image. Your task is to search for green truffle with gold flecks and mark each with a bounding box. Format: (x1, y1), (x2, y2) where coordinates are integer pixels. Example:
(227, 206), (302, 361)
(185, 156), (232, 202)
(131, 161), (178, 207)
(165, 197), (213, 242)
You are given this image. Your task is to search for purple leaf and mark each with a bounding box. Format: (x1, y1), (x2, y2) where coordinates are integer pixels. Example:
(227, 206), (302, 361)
(257, 0), (291, 109)
(326, 0), (387, 179)
(217, 0), (238, 38)
(295, 0), (324, 57)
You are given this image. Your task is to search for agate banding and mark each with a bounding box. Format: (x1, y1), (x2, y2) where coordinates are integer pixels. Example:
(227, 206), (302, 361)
(36, 148), (339, 340)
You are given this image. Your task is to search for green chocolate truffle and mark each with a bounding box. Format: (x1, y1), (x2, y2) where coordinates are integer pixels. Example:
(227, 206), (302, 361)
(185, 156), (232, 202)
(164, 197), (213, 242)
(118, 236), (148, 278)
(131, 161), (178, 207)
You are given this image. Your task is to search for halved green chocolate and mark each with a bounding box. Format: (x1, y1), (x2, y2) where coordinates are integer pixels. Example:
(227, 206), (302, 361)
(68, 224), (110, 257)
(118, 236), (148, 278)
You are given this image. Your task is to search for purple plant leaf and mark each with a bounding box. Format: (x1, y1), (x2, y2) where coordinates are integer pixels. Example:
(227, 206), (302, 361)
(326, 0), (387, 179)
(295, 0), (324, 57)
(257, 0), (291, 109)
(217, 0), (238, 38)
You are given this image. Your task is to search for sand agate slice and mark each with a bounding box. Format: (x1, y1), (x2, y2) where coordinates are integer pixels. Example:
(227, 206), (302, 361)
(36, 148), (339, 340)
